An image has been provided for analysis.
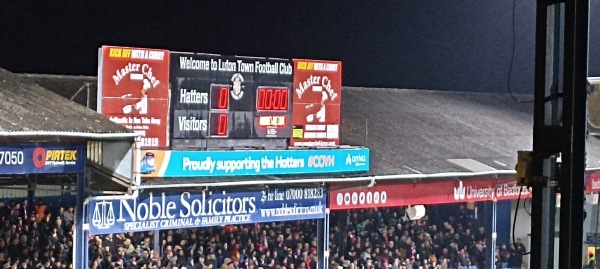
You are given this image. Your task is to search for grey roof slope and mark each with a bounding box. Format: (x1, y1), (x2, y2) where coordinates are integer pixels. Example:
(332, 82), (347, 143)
(19, 73), (600, 184)
(0, 68), (130, 135)
(340, 87), (532, 175)
(19, 73), (98, 110)
(341, 87), (600, 175)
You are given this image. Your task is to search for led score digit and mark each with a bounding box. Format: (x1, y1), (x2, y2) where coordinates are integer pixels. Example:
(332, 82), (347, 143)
(209, 85), (230, 137)
(257, 87), (289, 111)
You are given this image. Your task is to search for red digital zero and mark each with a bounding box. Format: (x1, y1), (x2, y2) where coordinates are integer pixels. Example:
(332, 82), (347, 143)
(210, 85), (230, 110)
(209, 113), (229, 137)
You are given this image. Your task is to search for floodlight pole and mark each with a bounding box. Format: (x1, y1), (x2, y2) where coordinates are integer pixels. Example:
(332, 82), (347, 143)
(530, 1), (589, 269)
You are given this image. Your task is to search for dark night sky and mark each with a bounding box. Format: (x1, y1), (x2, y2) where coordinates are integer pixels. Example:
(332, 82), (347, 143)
(2, 1), (600, 94)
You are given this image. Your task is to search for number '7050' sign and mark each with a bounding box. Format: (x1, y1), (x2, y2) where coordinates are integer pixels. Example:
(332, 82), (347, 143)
(0, 150), (25, 165)
(0, 143), (86, 175)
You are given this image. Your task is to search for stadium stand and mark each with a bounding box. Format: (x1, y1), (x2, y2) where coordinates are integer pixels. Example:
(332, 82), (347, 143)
(0, 199), (526, 269)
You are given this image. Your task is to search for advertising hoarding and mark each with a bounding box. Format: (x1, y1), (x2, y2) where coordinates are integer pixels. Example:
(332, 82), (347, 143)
(291, 59), (342, 147)
(0, 143), (85, 174)
(170, 52), (293, 142)
(585, 170), (600, 192)
(135, 148), (369, 177)
(89, 186), (326, 235)
(330, 177), (529, 210)
(98, 46), (171, 148)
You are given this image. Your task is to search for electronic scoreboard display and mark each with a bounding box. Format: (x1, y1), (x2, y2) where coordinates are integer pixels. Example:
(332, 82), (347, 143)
(170, 52), (293, 149)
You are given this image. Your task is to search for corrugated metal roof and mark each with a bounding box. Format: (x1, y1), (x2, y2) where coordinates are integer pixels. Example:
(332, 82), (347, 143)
(0, 68), (130, 135)
(20, 74), (600, 186)
(20, 73), (98, 110)
(341, 87), (536, 175)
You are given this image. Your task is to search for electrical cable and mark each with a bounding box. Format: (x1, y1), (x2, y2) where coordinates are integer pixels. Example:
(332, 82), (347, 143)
(507, 0), (534, 103)
(512, 187), (531, 255)
(523, 192), (532, 217)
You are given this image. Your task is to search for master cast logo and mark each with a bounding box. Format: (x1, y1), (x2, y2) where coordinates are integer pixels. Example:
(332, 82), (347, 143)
(231, 73), (245, 100)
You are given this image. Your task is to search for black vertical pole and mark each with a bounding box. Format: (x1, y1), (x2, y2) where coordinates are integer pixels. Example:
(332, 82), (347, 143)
(531, 0), (589, 267)
(317, 218), (324, 269)
(531, 2), (561, 268)
(27, 183), (34, 209)
(559, 0), (589, 267)
(75, 171), (86, 269)
(484, 201), (494, 269)
(530, 2), (549, 265)
(338, 211), (348, 259)
(83, 171), (90, 269)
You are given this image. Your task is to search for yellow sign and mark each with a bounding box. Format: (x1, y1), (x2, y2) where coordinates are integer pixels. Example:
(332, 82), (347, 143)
(46, 150), (77, 161)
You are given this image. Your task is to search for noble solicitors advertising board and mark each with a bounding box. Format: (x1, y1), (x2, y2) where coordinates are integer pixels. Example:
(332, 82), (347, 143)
(89, 186), (326, 235)
(98, 46), (171, 148)
(170, 52), (293, 141)
(291, 59), (342, 147)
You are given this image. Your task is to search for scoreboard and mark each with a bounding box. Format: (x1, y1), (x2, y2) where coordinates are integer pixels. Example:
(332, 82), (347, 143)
(98, 46), (343, 151)
(170, 53), (294, 149)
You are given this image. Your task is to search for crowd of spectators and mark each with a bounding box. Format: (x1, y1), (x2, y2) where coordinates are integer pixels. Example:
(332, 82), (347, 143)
(0, 199), (527, 269)
(89, 221), (321, 269)
(328, 205), (527, 269)
(0, 199), (75, 269)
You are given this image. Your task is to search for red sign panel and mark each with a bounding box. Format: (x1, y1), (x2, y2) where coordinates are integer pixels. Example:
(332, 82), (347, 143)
(329, 177), (531, 210)
(586, 170), (600, 192)
(98, 46), (170, 148)
(291, 59), (342, 147)
(330, 170), (600, 210)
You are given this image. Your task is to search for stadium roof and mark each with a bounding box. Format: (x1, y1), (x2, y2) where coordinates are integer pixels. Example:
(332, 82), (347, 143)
(20, 73), (600, 187)
(0, 69), (134, 139)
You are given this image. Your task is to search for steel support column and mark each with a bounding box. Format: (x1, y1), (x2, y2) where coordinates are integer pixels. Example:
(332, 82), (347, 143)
(324, 209), (330, 269)
(27, 183), (34, 209)
(530, 0), (589, 268)
(75, 169), (88, 269)
(559, 0), (589, 267)
(83, 172), (90, 269)
(530, 2), (561, 269)
(154, 231), (161, 257)
(317, 218), (324, 269)
(485, 201), (495, 269)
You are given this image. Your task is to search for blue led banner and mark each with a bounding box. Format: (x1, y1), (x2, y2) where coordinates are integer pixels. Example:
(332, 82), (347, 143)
(135, 147), (369, 177)
(89, 186), (326, 235)
(0, 143), (86, 175)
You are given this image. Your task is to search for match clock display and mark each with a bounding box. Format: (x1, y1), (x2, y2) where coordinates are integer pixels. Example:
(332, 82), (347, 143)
(170, 52), (293, 147)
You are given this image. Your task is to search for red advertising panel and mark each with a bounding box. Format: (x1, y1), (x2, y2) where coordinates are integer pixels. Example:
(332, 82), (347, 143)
(586, 170), (600, 192)
(98, 46), (170, 148)
(291, 59), (342, 147)
(330, 170), (600, 210)
(330, 177), (530, 210)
